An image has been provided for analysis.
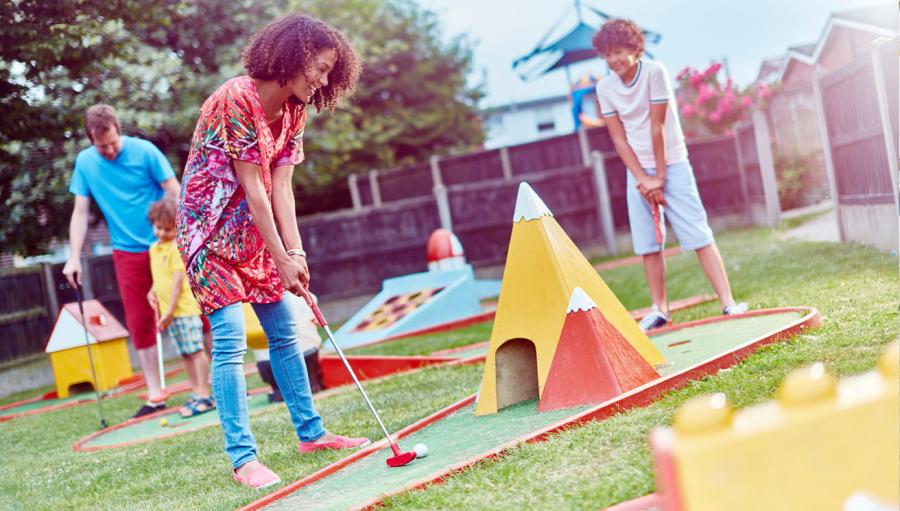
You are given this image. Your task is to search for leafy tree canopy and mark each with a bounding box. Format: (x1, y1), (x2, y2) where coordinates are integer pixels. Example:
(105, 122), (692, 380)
(0, 0), (484, 256)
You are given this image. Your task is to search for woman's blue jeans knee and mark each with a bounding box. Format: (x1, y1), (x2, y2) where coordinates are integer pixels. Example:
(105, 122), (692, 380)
(208, 295), (326, 469)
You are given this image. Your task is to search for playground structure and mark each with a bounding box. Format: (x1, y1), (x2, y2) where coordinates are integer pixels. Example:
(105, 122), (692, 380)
(44, 300), (132, 398)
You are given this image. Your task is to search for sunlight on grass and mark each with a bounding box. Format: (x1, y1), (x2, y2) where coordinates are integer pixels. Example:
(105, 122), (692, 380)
(1, 227), (896, 510)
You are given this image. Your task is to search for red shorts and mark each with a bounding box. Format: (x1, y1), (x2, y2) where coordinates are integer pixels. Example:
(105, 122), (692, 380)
(112, 250), (157, 350)
(200, 314), (211, 333)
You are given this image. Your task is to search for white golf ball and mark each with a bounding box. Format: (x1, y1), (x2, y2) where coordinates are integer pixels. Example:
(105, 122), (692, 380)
(413, 443), (428, 458)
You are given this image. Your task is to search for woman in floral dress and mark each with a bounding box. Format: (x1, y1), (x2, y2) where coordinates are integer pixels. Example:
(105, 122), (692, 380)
(176, 15), (367, 489)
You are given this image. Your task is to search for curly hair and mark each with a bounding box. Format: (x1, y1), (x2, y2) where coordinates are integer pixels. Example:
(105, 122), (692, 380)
(592, 18), (644, 57)
(242, 14), (361, 112)
(147, 196), (177, 227)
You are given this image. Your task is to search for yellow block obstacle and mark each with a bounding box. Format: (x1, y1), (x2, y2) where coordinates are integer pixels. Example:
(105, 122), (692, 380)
(651, 342), (900, 511)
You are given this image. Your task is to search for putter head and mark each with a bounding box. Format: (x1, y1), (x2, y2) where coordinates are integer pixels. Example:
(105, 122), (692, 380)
(386, 450), (417, 467)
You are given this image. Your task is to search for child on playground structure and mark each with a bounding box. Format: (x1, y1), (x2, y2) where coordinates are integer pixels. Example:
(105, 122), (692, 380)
(146, 197), (215, 418)
(587, 18), (747, 331)
(175, 14), (369, 488)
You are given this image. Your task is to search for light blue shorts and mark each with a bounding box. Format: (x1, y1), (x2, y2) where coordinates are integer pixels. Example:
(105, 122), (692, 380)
(626, 159), (715, 255)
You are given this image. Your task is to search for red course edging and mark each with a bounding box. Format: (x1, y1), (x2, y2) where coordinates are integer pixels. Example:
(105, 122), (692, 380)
(0, 365), (186, 423)
(237, 394), (478, 511)
(72, 387), (272, 452)
(341, 292), (716, 356)
(240, 307), (821, 511)
(320, 355), (459, 388)
(70, 353), (488, 453)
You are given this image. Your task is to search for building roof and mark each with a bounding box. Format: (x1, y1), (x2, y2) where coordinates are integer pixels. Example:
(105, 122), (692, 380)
(776, 4), (898, 82)
(756, 56), (786, 83)
(787, 43), (817, 58)
(45, 300), (128, 353)
(834, 3), (898, 32)
(482, 94), (569, 116)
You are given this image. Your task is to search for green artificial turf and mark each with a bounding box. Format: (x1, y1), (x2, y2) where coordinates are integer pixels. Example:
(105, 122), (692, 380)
(0, 226), (895, 510)
(346, 321), (493, 357)
(380, 228), (897, 510)
(264, 312), (806, 511)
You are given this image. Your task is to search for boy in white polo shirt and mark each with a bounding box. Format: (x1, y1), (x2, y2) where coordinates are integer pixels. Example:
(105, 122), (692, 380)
(590, 18), (747, 330)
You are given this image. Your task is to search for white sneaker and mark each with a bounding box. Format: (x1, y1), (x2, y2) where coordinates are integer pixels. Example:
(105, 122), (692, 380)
(639, 305), (670, 332)
(723, 302), (748, 315)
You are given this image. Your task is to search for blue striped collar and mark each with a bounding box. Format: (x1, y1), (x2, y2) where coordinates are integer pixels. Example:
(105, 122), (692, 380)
(624, 60), (643, 88)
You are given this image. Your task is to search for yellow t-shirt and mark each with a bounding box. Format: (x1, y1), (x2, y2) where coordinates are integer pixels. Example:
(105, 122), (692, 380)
(149, 240), (201, 318)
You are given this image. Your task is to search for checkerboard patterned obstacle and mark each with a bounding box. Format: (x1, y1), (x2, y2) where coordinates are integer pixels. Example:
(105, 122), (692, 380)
(352, 287), (445, 333)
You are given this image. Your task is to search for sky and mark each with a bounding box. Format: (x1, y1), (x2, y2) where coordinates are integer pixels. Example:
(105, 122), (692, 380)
(417, 0), (892, 108)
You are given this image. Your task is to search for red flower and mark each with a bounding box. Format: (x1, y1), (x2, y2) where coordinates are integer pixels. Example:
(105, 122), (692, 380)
(703, 62), (722, 79)
(689, 73), (704, 87)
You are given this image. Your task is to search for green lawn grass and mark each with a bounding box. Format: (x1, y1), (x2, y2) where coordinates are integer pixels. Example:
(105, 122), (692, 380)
(346, 321), (493, 356)
(1, 226), (896, 510)
(381, 227), (898, 510)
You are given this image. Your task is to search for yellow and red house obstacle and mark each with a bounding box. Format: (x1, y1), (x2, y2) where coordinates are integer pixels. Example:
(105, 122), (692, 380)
(0, 300), (188, 423)
(606, 341), (899, 511)
(45, 299), (133, 399)
(241, 183), (821, 511)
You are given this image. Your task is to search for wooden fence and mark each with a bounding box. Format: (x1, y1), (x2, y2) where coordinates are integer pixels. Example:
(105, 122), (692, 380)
(0, 117), (769, 363)
(812, 37), (899, 250)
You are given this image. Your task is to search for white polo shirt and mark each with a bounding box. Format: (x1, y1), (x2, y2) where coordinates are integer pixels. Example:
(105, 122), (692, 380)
(595, 59), (688, 169)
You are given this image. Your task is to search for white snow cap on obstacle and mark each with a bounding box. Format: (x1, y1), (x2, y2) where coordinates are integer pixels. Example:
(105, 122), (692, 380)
(513, 182), (553, 222)
(566, 287), (598, 313)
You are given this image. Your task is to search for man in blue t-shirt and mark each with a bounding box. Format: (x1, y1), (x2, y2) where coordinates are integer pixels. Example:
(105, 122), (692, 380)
(63, 104), (180, 417)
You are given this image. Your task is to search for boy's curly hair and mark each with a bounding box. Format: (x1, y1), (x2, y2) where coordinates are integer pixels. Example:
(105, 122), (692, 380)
(147, 197), (176, 227)
(242, 14), (361, 112)
(592, 18), (644, 57)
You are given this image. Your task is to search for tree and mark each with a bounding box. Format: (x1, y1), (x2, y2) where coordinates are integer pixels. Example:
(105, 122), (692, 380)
(0, 1), (276, 256)
(0, 0), (484, 255)
(285, 0), (485, 197)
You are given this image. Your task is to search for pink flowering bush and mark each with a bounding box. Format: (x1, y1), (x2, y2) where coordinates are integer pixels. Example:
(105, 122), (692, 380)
(675, 61), (770, 139)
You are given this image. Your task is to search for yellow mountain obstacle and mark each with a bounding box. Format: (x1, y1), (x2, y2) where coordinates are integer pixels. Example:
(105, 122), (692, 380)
(475, 183), (665, 416)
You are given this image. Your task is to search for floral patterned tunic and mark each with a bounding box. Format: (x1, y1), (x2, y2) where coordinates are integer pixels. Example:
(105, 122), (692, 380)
(176, 76), (306, 314)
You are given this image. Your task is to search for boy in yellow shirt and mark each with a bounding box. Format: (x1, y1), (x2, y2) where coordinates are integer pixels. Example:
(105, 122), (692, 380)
(147, 197), (215, 417)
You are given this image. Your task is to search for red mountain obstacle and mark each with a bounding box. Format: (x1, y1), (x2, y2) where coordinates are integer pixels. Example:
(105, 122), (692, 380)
(539, 287), (660, 412)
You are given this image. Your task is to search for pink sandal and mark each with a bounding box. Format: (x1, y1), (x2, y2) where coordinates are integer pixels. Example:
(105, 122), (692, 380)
(232, 463), (281, 489)
(299, 434), (371, 453)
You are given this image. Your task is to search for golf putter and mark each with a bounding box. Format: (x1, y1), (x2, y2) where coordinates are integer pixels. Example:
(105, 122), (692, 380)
(308, 298), (416, 467)
(154, 312), (166, 393)
(73, 284), (109, 430)
(651, 205), (670, 324)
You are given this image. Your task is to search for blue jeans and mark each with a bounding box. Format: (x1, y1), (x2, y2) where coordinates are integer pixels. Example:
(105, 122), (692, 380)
(208, 295), (326, 469)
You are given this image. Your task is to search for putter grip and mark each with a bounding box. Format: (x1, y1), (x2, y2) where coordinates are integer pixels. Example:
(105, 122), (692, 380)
(309, 299), (328, 327)
(652, 207), (663, 246)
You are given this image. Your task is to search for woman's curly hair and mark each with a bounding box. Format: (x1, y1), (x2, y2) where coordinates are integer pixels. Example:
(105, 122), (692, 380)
(242, 14), (361, 111)
(592, 18), (644, 57)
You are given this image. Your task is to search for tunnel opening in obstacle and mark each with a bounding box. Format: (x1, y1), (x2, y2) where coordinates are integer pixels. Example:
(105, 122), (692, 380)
(495, 338), (539, 410)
